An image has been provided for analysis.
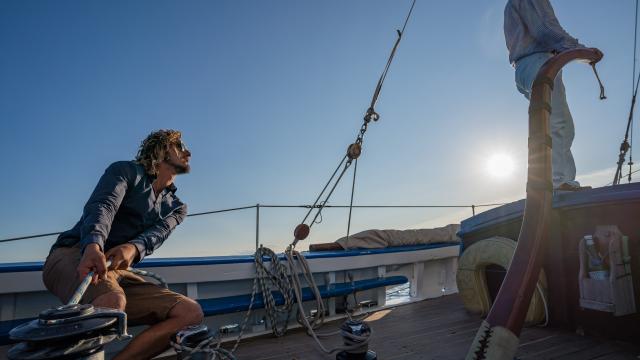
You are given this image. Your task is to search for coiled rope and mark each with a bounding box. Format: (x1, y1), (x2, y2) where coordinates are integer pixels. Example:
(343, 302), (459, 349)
(283, 246), (373, 354)
(213, 245), (371, 357)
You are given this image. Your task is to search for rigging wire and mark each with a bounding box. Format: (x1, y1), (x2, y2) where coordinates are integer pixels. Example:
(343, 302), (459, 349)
(0, 203), (504, 244)
(0, 198), (526, 233)
(294, 0), (417, 248)
(634, 0), (638, 96)
(346, 159), (358, 241)
(606, 168), (640, 186)
(278, 0), (419, 355)
(614, 0), (639, 185)
(368, 0), (417, 117)
(630, 0), (639, 183)
(631, 0), (637, 184)
(343, 0), (416, 239)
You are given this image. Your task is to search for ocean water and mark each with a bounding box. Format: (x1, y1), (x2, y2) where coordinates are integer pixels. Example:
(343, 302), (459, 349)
(385, 282), (411, 306)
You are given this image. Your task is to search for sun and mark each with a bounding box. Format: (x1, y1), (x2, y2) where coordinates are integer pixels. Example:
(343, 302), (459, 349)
(486, 153), (515, 179)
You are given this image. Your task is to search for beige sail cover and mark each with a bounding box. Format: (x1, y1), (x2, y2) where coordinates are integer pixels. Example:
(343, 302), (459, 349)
(335, 224), (461, 249)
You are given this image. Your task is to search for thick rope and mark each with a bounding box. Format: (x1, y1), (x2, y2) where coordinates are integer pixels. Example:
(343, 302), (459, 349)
(283, 246), (373, 354)
(170, 336), (237, 360)
(219, 245), (371, 357)
(254, 247), (295, 337)
(129, 267), (168, 288)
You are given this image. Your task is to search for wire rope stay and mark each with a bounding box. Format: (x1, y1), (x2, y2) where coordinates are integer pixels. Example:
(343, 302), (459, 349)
(292, 0), (417, 248)
(204, 1), (420, 357)
(272, 0), (418, 356)
(614, 0), (639, 185)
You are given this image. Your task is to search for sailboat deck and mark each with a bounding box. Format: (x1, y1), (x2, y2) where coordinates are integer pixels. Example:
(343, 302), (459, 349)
(225, 295), (639, 360)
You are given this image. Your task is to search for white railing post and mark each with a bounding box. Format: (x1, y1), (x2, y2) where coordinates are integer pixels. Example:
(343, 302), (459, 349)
(255, 203), (260, 250)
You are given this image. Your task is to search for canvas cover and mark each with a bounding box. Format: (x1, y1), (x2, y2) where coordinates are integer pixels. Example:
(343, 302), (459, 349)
(335, 224), (461, 250)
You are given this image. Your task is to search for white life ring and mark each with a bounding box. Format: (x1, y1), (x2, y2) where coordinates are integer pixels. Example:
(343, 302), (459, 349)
(456, 236), (548, 325)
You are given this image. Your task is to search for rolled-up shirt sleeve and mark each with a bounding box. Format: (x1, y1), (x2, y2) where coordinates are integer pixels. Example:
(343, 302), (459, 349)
(522, 0), (584, 51)
(129, 203), (187, 262)
(79, 162), (132, 251)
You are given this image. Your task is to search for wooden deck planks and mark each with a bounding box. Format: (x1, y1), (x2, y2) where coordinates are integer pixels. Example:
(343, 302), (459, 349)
(222, 294), (640, 360)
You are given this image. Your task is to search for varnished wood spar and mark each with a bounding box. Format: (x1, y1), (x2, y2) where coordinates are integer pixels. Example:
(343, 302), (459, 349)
(466, 48), (603, 360)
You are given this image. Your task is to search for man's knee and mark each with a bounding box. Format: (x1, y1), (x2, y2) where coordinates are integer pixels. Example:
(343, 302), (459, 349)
(169, 298), (204, 325)
(92, 292), (126, 311)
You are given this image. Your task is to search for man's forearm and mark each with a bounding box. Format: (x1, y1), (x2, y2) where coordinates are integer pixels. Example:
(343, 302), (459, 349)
(129, 206), (186, 261)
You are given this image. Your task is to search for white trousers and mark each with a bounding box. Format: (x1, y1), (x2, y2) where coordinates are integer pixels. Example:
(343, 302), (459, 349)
(515, 52), (579, 188)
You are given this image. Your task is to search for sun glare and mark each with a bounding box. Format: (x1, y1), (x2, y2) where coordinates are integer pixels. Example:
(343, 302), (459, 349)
(486, 153), (515, 179)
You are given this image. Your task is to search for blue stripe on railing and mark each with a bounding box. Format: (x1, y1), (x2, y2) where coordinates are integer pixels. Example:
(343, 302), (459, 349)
(198, 275), (408, 316)
(0, 275), (408, 346)
(0, 243), (460, 273)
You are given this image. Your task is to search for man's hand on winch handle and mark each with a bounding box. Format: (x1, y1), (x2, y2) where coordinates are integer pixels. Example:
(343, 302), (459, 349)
(105, 243), (139, 270)
(77, 243), (108, 284)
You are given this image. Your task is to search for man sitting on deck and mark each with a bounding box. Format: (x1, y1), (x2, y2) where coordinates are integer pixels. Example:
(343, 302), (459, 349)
(504, 0), (602, 191)
(42, 129), (203, 360)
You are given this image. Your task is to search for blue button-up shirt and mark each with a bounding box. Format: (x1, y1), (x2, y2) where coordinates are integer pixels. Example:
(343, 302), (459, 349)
(504, 0), (583, 65)
(52, 161), (187, 262)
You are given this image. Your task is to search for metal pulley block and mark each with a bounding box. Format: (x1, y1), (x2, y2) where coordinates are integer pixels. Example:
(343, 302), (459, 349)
(347, 143), (362, 160)
(8, 303), (129, 360)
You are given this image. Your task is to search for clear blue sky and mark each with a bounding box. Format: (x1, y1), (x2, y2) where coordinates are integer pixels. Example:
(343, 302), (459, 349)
(0, 0), (637, 262)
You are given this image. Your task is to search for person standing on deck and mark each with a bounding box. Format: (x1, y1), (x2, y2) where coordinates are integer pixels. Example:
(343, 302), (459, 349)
(42, 129), (203, 360)
(504, 0), (602, 191)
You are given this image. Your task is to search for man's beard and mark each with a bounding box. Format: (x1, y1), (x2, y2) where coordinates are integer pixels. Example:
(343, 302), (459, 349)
(167, 159), (190, 174)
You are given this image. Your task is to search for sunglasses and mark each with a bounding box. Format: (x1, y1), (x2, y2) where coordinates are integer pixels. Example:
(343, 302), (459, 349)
(174, 141), (189, 153)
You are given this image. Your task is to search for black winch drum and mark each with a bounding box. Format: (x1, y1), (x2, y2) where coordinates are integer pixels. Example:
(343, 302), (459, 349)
(8, 303), (128, 360)
(336, 320), (377, 360)
(173, 324), (215, 360)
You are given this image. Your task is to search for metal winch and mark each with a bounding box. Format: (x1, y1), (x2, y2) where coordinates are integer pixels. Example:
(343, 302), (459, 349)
(336, 320), (376, 360)
(8, 303), (129, 360)
(172, 324), (214, 360)
(171, 324), (238, 360)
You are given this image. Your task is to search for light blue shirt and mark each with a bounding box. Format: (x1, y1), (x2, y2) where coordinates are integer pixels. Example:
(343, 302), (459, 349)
(504, 0), (584, 65)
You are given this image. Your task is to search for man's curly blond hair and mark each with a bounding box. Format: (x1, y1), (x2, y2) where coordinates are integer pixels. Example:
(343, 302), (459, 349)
(135, 129), (182, 175)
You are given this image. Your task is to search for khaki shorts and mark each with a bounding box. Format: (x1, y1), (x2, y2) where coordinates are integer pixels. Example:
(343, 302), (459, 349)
(43, 245), (188, 326)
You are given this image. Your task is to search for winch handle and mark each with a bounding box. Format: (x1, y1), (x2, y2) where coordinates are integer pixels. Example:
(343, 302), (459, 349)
(68, 260), (112, 305)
